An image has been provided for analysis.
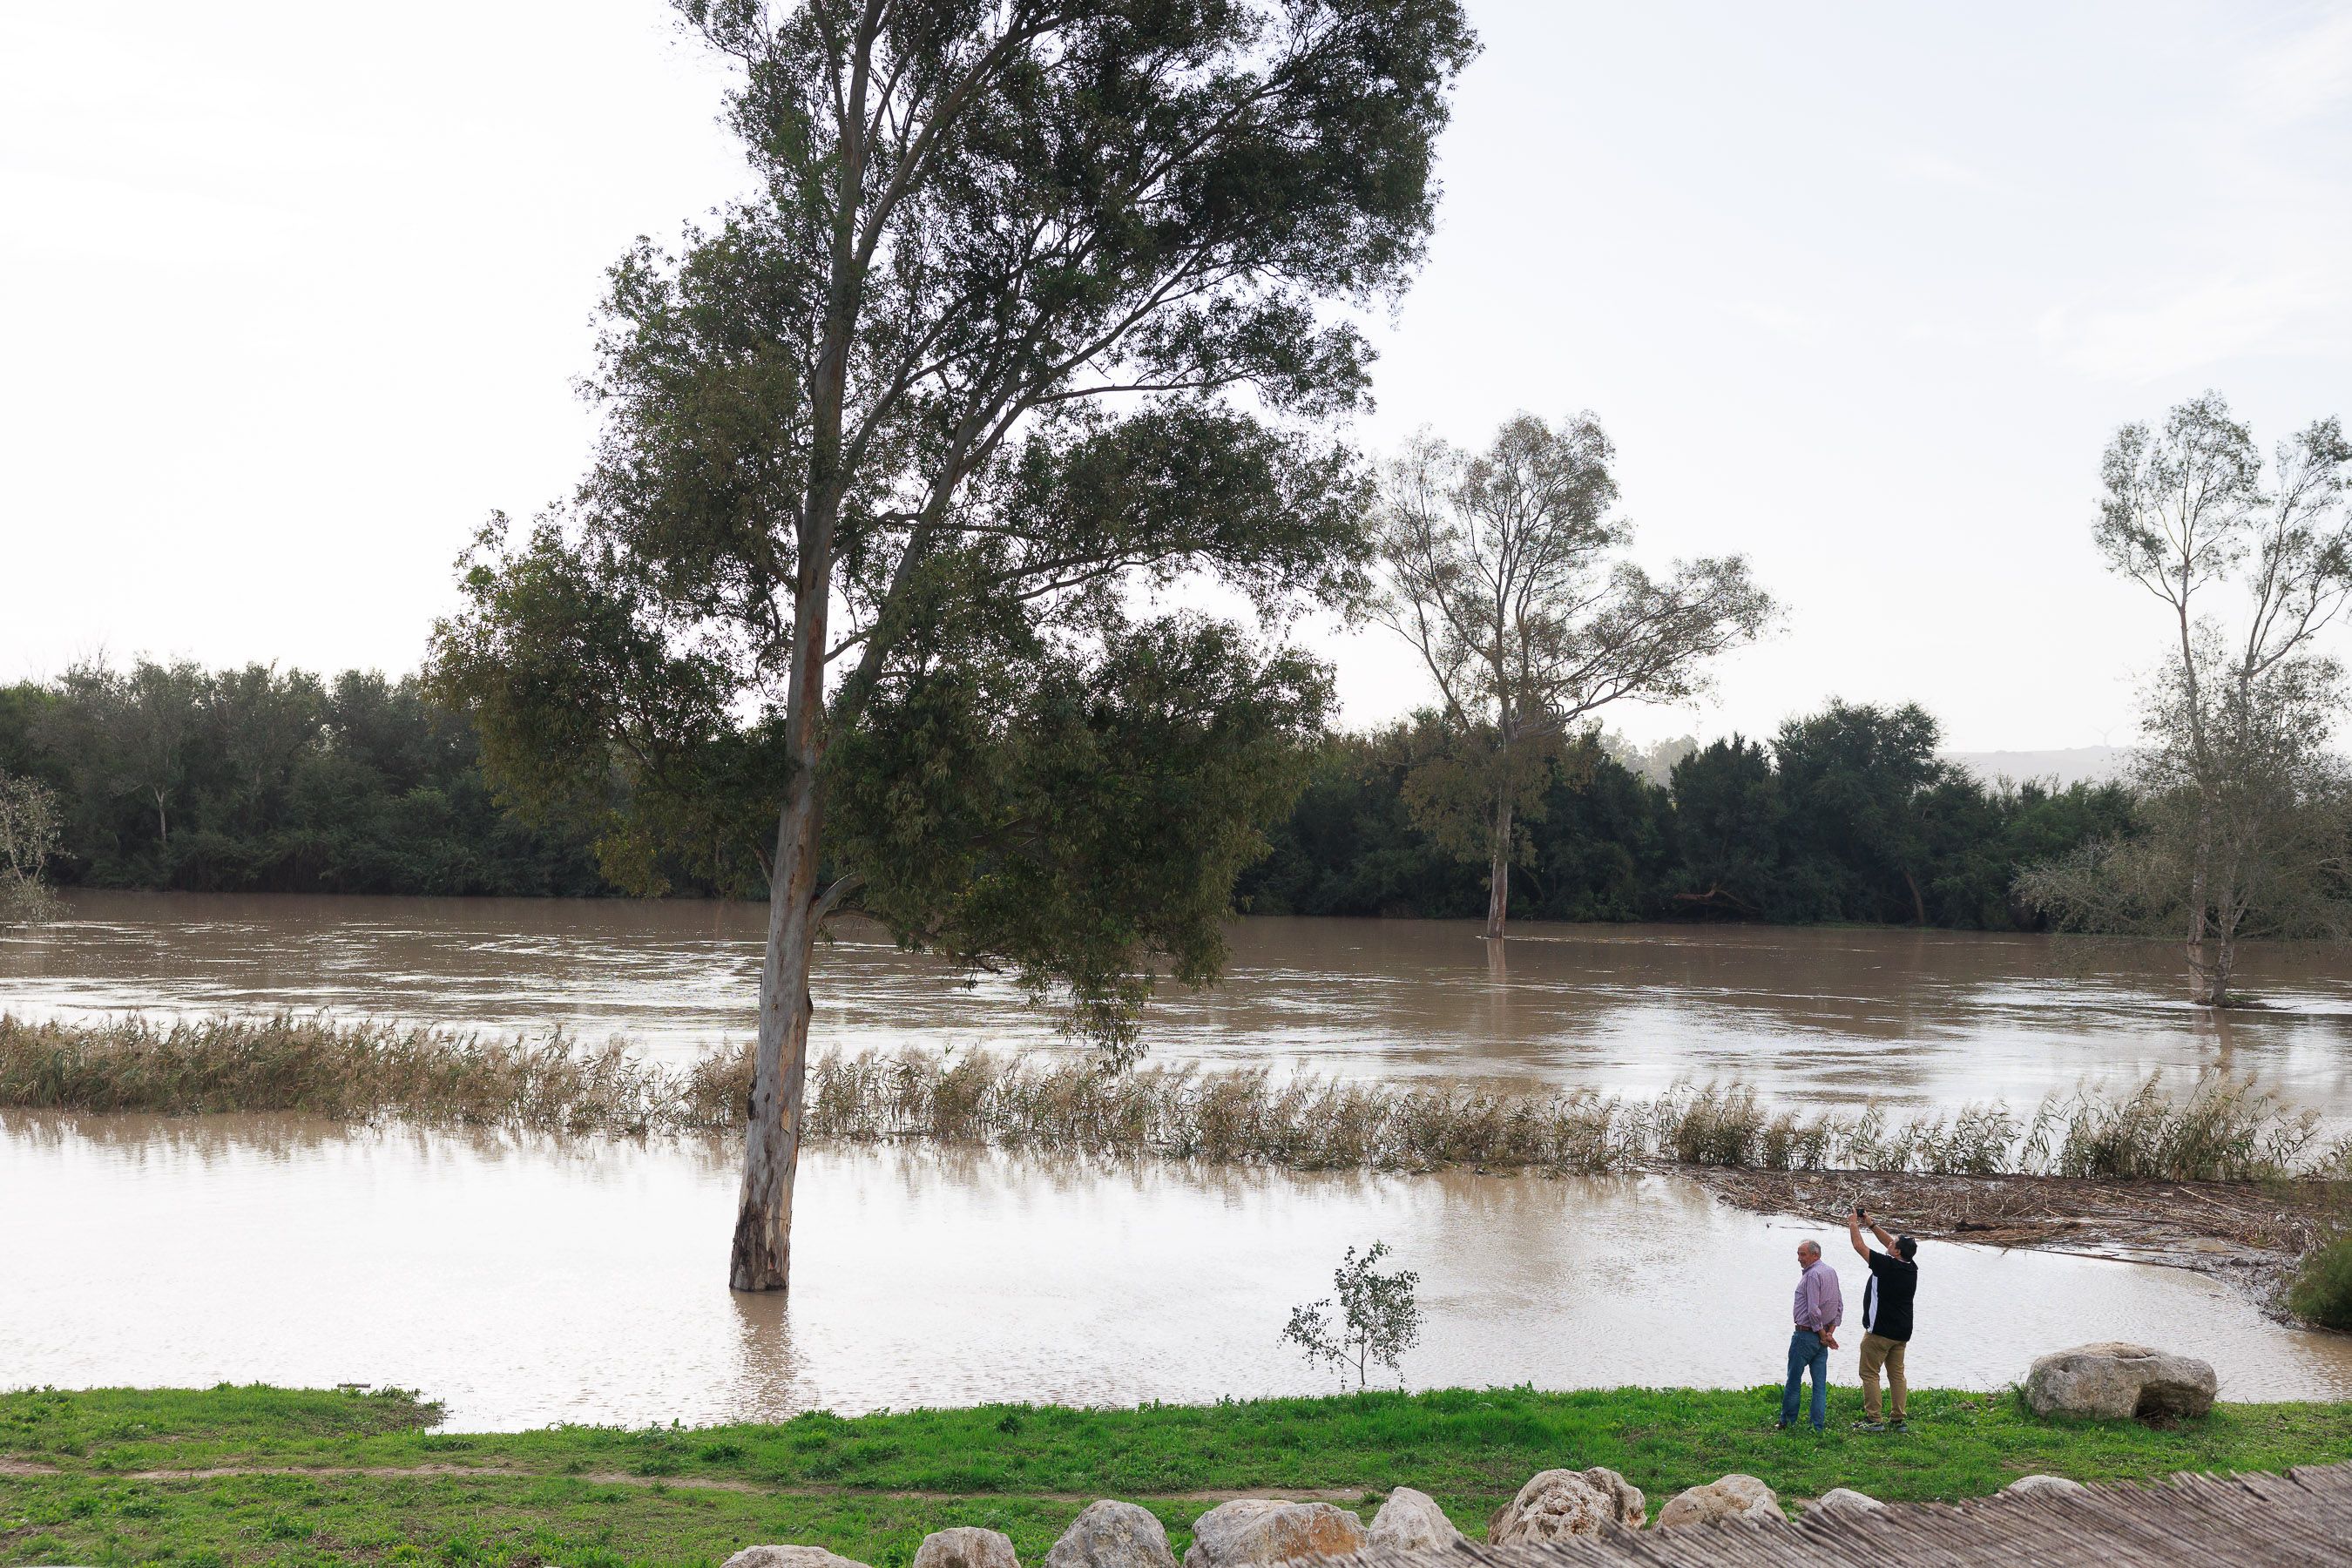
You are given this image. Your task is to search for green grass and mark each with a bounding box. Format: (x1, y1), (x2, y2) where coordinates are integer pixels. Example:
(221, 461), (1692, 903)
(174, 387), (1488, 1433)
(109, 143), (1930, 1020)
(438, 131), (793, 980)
(4, 1384), (2351, 1566)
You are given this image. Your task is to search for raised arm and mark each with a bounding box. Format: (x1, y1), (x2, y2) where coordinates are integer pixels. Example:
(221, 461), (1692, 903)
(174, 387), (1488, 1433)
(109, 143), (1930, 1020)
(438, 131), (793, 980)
(1847, 1207), (1870, 1260)
(1869, 1218), (1898, 1254)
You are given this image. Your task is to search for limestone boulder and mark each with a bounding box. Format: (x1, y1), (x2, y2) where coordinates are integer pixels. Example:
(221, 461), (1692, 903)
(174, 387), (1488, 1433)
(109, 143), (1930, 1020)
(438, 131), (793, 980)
(725, 1549), (873, 1568)
(914, 1529), (1020, 1568)
(1485, 1468), (1646, 1540)
(1367, 1488), (1463, 1553)
(1653, 1476), (1782, 1531)
(1044, 1502), (1179, 1568)
(1182, 1500), (1366, 1568)
(2002, 1474), (2087, 1498)
(1805, 1488), (1882, 1516)
(2024, 1342), (2217, 1422)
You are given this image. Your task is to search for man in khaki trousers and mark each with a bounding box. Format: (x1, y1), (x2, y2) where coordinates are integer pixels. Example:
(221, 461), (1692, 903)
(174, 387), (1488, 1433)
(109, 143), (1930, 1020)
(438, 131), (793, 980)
(1846, 1206), (1917, 1432)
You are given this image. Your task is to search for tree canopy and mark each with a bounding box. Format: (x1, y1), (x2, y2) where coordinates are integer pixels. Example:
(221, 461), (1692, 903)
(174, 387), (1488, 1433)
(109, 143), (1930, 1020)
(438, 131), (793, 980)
(429, 0), (1480, 1291)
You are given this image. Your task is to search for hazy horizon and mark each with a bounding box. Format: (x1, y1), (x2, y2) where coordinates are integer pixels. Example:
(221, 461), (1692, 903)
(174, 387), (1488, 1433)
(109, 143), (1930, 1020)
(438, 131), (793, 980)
(6, 0), (2349, 753)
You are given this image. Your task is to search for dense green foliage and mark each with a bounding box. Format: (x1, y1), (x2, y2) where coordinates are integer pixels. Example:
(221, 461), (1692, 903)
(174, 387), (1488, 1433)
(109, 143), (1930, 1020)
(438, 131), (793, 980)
(3, 1384), (2350, 1567)
(3, 667), (2130, 930)
(0, 662), (605, 896)
(1241, 703), (2136, 929)
(428, 0), (1482, 1110)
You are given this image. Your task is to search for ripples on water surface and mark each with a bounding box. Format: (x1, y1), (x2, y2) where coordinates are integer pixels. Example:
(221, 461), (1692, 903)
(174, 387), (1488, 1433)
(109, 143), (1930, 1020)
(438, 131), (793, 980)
(7, 1112), (2350, 1428)
(8, 892), (2352, 1118)
(8, 893), (2352, 1423)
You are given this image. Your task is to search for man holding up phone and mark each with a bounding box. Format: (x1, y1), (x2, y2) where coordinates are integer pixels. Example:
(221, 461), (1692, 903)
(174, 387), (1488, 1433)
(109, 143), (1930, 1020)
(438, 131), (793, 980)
(1847, 1206), (1918, 1432)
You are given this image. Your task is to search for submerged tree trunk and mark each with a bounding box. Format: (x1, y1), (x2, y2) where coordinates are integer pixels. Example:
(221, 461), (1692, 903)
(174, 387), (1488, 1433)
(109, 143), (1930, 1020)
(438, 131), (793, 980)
(730, 776), (822, 1292)
(730, 497), (838, 1294)
(1484, 793), (1511, 940)
(2186, 797), (2217, 1007)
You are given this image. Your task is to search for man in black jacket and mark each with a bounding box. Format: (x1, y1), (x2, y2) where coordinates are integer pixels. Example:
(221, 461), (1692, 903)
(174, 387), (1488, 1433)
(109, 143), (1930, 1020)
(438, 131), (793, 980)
(1847, 1206), (1917, 1432)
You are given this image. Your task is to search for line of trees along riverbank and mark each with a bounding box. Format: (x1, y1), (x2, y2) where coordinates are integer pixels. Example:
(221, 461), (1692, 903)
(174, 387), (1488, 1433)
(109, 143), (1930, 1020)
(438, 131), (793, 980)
(0, 664), (605, 896)
(1, 660), (2125, 929)
(1240, 706), (2133, 929)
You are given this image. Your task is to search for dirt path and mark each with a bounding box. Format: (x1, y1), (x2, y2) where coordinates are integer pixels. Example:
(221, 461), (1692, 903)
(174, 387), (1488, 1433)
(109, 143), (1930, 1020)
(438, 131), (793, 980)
(0, 1457), (1360, 1503)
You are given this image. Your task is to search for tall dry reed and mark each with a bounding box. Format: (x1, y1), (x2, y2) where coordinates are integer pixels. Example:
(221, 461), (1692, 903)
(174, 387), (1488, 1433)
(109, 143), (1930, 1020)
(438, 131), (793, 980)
(0, 1012), (745, 1135)
(3, 1013), (2342, 1182)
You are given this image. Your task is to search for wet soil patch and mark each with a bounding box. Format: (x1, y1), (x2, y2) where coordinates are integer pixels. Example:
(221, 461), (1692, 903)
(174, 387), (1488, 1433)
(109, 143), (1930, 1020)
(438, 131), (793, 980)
(1689, 1166), (2352, 1320)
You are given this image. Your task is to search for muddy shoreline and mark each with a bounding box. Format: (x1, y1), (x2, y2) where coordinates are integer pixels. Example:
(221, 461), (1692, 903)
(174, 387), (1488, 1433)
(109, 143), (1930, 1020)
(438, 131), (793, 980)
(1691, 1166), (2352, 1323)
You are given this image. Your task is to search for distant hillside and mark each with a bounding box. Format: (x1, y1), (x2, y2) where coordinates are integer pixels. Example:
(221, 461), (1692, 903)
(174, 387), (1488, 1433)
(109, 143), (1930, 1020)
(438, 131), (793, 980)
(1944, 746), (2126, 787)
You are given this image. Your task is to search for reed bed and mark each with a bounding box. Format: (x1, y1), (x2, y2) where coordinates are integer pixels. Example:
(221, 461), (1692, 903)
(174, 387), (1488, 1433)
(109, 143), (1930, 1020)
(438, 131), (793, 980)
(3, 1012), (2346, 1182)
(0, 1013), (743, 1136)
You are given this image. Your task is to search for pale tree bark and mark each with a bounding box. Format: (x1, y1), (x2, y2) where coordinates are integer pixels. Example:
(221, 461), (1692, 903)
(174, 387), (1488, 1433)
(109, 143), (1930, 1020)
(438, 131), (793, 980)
(729, 646), (827, 1289)
(1484, 793), (1511, 939)
(729, 13), (869, 1292)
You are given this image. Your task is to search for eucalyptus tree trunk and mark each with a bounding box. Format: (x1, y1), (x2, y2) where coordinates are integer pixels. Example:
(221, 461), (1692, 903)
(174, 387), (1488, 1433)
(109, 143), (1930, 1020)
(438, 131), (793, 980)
(730, 585), (830, 1293)
(731, 132), (861, 1289)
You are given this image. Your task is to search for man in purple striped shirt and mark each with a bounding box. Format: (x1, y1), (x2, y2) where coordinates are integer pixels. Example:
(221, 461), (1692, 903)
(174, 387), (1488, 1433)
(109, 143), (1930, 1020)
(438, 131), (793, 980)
(1777, 1239), (1843, 1432)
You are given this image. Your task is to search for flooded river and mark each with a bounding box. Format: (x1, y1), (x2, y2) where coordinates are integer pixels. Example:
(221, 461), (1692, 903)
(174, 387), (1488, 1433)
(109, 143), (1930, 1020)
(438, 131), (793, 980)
(9, 891), (2352, 1117)
(8, 1112), (2350, 1428)
(6, 893), (2352, 1423)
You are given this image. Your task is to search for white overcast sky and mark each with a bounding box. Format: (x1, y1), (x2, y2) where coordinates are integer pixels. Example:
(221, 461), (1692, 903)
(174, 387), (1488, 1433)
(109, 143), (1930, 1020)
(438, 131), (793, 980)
(4, 1), (2350, 751)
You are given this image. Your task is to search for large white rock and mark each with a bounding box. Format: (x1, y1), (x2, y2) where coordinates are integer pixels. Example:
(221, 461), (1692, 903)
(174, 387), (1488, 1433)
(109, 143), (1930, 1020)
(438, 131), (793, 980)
(1182, 1500), (1367, 1568)
(1485, 1468), (1646, 1540)
(2024, 1342), (2218, 1421)
(1367, 1488), (1463, 1553)
(725, 1550), (874, 1568)
(2003, 1474), (2088, 1498)
(913, 1528), (1021, 1568)
(1805, 1488), (1882, 1516)
(1044, 1502), (1179, 1568)
(1653, 1475), (1782, 1531)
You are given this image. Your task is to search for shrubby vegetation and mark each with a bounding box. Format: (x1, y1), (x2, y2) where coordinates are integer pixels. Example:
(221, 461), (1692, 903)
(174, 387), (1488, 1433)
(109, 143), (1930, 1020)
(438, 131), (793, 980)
(2286, 1233), (2352, 1329)
(0, 767), (63, 923)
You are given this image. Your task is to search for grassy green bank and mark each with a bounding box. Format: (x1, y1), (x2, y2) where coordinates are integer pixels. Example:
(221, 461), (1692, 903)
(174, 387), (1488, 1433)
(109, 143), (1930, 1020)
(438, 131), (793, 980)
(5, 1387), (2352, 1567)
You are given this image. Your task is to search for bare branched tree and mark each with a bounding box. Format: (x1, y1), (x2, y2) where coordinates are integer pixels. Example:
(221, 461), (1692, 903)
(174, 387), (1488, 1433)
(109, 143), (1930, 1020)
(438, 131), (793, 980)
(2021, 393), (2352, 1004)
(1371, 413), (1773, 937)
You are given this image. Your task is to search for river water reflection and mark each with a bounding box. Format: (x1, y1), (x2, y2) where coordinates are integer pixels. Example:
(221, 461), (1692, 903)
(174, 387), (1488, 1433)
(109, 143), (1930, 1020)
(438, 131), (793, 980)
(7, 1112), (2350, 1428)
(9, 893), (2352, 1119)
(10, 894), (2352, 1424)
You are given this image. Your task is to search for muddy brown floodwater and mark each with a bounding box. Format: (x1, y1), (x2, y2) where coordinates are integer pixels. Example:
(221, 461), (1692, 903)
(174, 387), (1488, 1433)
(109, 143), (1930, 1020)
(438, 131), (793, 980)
(5, 892), (2352, 1426)
(8, 892), (2352, 1119)
(6, 1112), (2351, 1429)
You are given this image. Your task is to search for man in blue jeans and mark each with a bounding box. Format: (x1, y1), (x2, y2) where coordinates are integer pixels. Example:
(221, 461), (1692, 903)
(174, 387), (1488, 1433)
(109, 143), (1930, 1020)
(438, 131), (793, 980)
(1778, 1238), (1842, 1431)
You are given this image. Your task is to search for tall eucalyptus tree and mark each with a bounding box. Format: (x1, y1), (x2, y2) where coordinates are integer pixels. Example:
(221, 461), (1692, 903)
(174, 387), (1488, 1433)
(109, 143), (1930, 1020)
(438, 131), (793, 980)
(2022, 393), (2352, 1004)
(1371, 413), (1772, 938)
(431, 0), (1477, 1291)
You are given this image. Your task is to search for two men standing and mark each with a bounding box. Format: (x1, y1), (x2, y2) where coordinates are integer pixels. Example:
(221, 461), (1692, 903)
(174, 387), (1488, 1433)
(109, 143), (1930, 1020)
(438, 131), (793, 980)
(1777, 1208), (1919, 1433)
